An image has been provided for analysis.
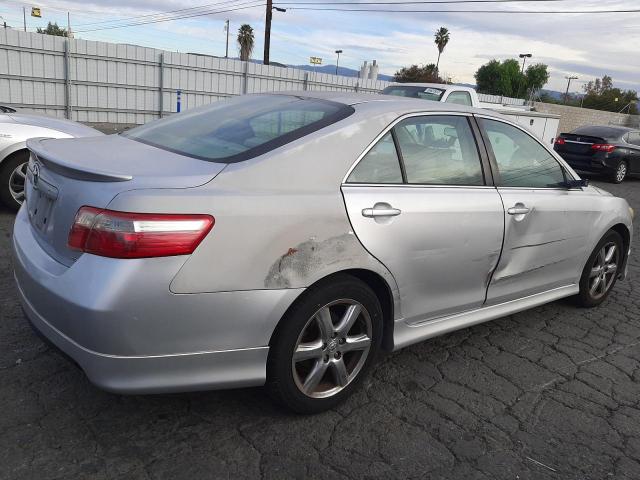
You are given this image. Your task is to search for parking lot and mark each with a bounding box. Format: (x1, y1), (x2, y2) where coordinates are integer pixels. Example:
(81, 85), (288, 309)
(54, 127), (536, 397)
(0, 176), (639, 480)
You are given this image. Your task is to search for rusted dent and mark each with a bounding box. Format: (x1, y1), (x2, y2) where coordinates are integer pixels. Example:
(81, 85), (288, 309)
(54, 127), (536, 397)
(264, 233), (365, 288)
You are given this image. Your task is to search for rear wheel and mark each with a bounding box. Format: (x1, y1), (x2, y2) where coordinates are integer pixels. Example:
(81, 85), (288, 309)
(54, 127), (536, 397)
(609, 160), (627, 184)
(266, 274), (382, 414)
(575, 230), (623, 307)
(0, 150), (29, 211)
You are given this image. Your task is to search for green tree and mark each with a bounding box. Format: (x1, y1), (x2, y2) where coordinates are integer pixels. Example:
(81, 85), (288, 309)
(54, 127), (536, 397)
(474, 58), (549, 99)
(237, 24), (254, 61)
(434, 27), (450, 72)
(582, 75), (638, 114)
(36, 22), (67, 37)
(393, 63), (444, 83)
(523, 63), (550, 98)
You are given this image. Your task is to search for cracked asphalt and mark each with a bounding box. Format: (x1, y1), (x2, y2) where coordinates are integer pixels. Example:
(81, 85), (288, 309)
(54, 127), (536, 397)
(2, 176), (640, 480)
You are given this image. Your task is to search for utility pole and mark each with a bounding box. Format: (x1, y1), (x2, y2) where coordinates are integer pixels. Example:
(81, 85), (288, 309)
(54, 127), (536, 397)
(263, 2), (285, 65)
(263, 0), (272, 65)
(334, 49), (342, 75)
(22, 6), (26, 32)
(564, 76), (578, 104)
(67, 12), (72, 38)
(224, 19), (229, 58)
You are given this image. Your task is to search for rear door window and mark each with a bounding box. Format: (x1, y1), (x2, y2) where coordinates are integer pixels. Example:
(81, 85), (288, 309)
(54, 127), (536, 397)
(393, 115), (484, 185)
(123, 95), (353, 163)
(346, 133), (403, 184)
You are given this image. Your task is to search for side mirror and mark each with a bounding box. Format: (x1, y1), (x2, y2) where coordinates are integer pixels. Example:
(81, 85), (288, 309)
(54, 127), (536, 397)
(563, 178), (589, 189)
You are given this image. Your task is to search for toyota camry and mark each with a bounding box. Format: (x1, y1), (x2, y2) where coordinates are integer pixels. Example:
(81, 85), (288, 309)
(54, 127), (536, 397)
(13, 92), (633, 413)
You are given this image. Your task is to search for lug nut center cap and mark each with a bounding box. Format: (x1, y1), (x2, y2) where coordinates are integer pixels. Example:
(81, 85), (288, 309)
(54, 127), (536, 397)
(327, 339), (338, 352)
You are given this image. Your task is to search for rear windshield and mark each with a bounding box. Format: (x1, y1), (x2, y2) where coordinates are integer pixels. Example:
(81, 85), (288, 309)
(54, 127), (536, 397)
(123, 95), (354, 163)
(381, 85), (445, 101)
(570, 126), (628, 141)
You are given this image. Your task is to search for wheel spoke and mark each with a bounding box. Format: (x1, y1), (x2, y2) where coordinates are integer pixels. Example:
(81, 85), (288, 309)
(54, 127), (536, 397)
(590, 266), (602, 278)
(332, 358), (349, 387)
(315, 307), (334, 342)
(590, 276), (601, 295)
(604, 244), (617, 263)
(336, 304), (362, 336)
(342, 333), (371, 353)
(605, 263), (618, 274)
(293, 341), (324, 362)
(302, 360), (328, 393)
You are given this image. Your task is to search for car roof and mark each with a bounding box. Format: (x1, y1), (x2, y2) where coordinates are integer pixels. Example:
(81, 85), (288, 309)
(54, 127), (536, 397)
(570, 125), (637, 138)
(265, 91), (501, 118)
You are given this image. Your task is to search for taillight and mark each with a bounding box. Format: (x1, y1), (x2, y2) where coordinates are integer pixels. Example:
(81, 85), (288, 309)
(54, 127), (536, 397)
(591, 144), (616, 153)
(555, 137), (566, 145)
(68, 206), (214, 259)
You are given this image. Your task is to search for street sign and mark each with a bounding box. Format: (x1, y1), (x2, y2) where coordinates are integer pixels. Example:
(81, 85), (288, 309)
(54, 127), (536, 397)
(309, 56), (322, 65)
(31, 7), (41, 17)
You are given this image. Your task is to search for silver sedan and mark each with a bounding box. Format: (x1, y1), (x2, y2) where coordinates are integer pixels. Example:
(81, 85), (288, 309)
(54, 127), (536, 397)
(12, 92), (633, 413)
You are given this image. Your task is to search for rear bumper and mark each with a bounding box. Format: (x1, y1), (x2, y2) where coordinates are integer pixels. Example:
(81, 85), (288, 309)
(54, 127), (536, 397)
(12, 205), (303, 393)
(556, 151), (618, 174)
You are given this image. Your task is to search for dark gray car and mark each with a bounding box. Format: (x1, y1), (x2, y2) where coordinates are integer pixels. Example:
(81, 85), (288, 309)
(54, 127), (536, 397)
(554, 125), (640, 183)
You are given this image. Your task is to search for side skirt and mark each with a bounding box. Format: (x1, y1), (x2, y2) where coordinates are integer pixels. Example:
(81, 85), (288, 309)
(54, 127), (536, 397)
(392, 284), (578, 350)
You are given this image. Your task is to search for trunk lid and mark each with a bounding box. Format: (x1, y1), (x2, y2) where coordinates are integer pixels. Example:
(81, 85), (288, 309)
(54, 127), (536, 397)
(25, 135), (227, 266)
(557, 133), (605, 155)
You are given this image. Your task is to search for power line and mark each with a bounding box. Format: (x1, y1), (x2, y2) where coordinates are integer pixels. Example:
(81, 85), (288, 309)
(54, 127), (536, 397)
(74, 0), (253, 27)
(277, 6), (640, 13)
(74, 2), (265, 33)
(72, 0), (568, 29)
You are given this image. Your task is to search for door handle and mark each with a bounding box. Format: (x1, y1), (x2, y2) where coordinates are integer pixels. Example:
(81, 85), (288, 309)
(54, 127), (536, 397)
(362, 207), (402, 218)
(507, 204), (530, 215)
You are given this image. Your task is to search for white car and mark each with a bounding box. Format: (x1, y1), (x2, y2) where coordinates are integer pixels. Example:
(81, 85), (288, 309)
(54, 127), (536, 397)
(0, 108), (102, 210)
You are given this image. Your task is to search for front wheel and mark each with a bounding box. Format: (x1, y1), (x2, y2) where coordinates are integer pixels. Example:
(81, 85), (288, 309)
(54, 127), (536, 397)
(0, 150), (29, 211)
(575, 230), (623, 307)
(266, 274), (383, 414)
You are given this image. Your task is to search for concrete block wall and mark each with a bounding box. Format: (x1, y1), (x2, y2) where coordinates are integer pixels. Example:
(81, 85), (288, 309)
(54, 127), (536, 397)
(533, 102), (640, 134)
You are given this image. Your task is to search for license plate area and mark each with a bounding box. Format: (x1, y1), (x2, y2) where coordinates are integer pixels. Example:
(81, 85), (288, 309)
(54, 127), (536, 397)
(26, 169), (59, 234)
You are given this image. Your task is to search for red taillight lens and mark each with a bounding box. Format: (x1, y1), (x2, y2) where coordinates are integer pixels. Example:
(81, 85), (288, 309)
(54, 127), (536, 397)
(555, 137), (566, 145)
(591, 143), (616, 153)
(68, 207), (214, 259)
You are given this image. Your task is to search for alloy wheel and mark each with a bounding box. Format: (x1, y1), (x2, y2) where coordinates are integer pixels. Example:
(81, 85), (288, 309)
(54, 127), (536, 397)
(589, 241), (619, 300)
(8, 161), (27, 204)
(616, 162), (627, 183)
(291, 299), (372, 398)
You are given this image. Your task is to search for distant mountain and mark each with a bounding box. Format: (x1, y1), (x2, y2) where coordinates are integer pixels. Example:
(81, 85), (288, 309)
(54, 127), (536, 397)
(288, 63), (394, 81)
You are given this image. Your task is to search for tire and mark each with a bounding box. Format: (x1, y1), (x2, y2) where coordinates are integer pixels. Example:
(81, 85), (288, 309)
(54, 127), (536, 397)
(0, 150), (29, 211)
(575, 230), (624, 308)
(266, 274), (383, 414)
(609, 160), (628, 184)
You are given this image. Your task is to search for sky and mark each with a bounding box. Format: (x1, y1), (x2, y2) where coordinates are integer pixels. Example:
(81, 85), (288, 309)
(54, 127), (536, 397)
(1, 0), (639, 95)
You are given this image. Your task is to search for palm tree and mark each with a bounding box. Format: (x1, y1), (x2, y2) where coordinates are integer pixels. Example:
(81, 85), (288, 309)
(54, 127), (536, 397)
(237, 24), (254, 61)
(434, 27), (450, 73)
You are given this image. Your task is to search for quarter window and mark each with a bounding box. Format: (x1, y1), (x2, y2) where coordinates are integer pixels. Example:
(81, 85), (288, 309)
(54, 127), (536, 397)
(346, 133), (403, 184)
(445, 91), (473, 106)
(480, 119), (566, 188)
(394, 116), (484, 185)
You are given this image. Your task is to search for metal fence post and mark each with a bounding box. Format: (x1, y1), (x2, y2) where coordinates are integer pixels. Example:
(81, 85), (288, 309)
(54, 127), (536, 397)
(63, 39), (72, 119)
(159, 53), (164, 118)
(303, 71), (308, 91)
(354, 81), (359, 93)
(242, 61), (249, 94)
